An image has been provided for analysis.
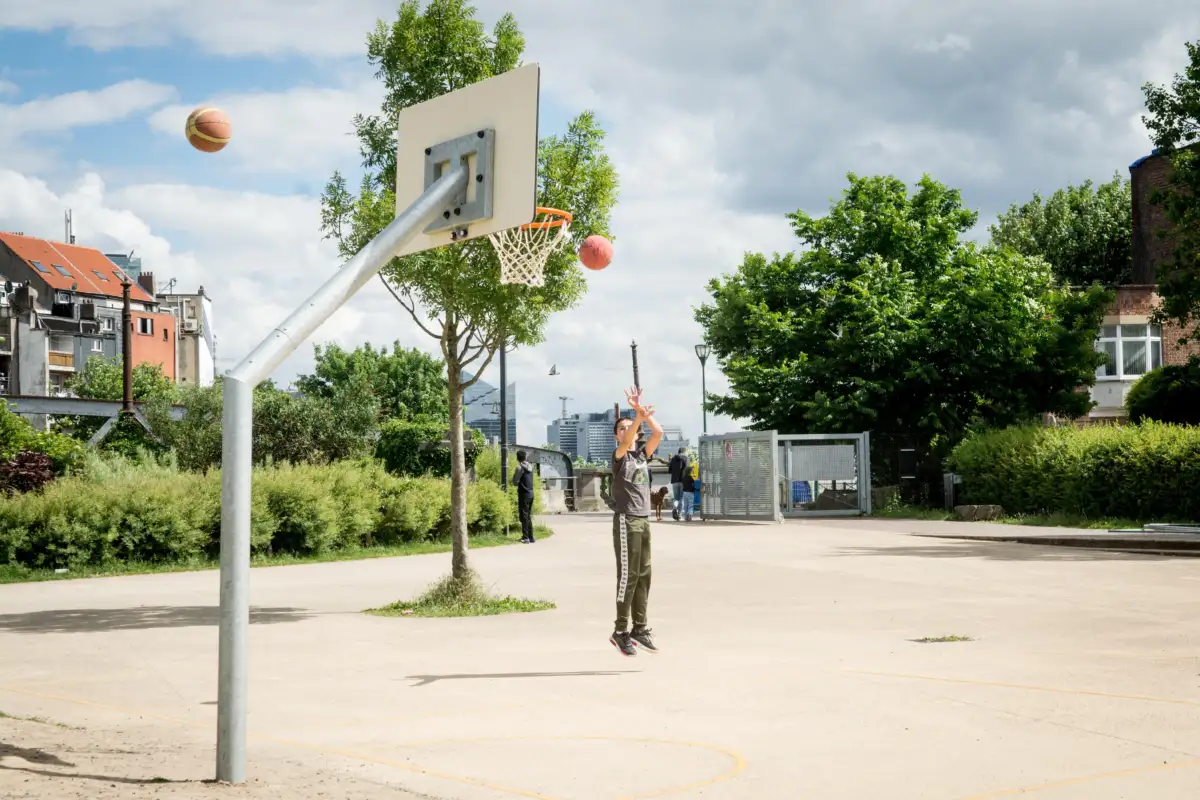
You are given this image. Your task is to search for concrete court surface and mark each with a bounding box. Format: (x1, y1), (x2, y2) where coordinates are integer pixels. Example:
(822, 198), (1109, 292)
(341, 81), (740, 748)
(1, 515), (1198, 800)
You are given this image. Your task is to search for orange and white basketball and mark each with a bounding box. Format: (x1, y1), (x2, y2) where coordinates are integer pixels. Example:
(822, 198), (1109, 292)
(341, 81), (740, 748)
(186, 107), (232, 153)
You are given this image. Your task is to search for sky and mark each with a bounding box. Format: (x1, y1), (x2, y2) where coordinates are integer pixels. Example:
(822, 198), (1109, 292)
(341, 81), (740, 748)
(0, 1), (1198, 446)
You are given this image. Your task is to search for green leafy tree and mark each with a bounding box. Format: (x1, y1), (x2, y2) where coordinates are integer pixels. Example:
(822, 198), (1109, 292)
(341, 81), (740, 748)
(295, 341), (448, 421)
(144, 373), (380, 471)
(989, 174), (1133, 286)
(320, 0), (619, 580)
(696, 173), (1112, 481)
(1142, 40), (1200, 342)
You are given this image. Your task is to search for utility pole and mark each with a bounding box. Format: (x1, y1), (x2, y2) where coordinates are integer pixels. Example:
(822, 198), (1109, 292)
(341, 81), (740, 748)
(630, 340), (640, 390)
(499, 338), (508, 492)
(122, 279), (133, 413)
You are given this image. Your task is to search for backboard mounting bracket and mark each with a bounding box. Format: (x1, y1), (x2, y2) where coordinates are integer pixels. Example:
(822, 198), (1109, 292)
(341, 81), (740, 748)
(423, 128), (495, 234)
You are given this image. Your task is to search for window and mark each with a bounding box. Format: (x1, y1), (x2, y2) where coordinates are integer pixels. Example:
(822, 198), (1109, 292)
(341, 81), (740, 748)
(91, 339), (103, 352)
(93, 270), (110, 281)
(137, 317), (154, 335)
(52, 264), (72, 277)
(101, 317), (115, 332)
(29, 260), (50, 273)
(113, 270), (126, 282)
(1096, 324), (1163, 379)
(163, 328), (169, 341)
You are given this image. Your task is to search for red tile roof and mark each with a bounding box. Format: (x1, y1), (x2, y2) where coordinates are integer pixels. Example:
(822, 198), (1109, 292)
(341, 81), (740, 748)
(0, 232), (155, 304)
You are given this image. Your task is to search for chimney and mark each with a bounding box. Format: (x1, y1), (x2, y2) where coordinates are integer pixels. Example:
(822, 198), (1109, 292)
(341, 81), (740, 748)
(138, 271), (157, 297)
(1129, 150), (1178, 286)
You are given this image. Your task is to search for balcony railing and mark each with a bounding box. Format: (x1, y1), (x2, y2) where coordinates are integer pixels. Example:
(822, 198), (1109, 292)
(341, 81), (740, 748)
(48, 351), (75, 369)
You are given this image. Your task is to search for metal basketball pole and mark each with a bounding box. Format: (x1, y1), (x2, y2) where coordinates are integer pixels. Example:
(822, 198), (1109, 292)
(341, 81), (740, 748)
(215, 164), (468, 783)
(499, 339), (508, 492)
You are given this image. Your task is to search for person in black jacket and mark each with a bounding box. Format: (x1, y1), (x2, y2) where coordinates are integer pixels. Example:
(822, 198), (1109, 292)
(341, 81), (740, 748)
(667, 447), (689, 521)
(511, 450), (536, 543)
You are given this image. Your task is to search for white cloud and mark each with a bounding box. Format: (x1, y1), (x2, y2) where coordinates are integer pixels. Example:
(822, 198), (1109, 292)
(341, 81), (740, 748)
(0, 78), (17, 96)
(0, 79), (175, 136)
(146, 82), (380, 173)
(915, 33), (972, 57)
(0, 0), (396, 57)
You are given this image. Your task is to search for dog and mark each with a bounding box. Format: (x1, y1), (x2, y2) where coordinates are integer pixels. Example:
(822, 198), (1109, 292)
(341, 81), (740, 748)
(651, 486), (670, 521)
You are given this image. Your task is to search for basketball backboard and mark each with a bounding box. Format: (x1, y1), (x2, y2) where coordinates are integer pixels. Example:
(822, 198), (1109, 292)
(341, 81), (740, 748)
(394, 62), (540, 257)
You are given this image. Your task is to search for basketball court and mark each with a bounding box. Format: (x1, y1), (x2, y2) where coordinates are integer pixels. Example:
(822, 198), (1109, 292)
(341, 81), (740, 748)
(2, 516), (1198, 798)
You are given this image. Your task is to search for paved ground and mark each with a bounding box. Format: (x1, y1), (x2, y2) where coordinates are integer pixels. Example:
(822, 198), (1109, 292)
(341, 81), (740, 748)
(1, 515), (1199, 799)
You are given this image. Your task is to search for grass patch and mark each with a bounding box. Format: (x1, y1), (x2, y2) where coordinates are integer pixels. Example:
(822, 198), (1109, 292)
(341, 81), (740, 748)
(912, 635), (974, 644)
(0, 710), (73, 728)
(873, 505), (953, 521)
(367, 569), (555, 619)
(0, 525), (553, 586)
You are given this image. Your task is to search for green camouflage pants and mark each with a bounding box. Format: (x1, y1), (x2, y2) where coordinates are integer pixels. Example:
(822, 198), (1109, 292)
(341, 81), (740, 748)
(613, 513), (652, 632)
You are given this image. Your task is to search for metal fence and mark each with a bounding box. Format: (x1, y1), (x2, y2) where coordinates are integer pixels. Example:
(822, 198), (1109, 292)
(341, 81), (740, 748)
(777, 432), (871, 517)
(698, 430), (872, 521)
(698, 431), (781, 522)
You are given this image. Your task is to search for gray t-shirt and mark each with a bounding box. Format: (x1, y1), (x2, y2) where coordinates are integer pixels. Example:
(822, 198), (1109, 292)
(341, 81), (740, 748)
(611, 446), (651, 517)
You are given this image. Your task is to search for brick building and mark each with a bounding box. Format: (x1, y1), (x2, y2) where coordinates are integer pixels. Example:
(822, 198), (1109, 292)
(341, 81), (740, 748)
(0, 232), (179, 395)
(1087, 151), (1200, 419)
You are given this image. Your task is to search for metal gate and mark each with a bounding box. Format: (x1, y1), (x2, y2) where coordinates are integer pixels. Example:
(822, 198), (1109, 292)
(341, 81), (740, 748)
(698, 431), (782, 522)
(778, 432), (871, 517)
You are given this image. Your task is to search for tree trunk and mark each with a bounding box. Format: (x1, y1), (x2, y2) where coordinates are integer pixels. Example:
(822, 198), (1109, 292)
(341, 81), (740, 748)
(446, 356), (471, 580)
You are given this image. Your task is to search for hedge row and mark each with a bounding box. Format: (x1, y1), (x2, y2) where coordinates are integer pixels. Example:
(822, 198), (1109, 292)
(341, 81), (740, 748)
(0, 456), (516, 570)
(948, 422), (1200, 521)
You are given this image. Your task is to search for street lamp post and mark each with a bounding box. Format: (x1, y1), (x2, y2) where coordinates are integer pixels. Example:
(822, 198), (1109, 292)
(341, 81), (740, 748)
(694, 344), (710, 434)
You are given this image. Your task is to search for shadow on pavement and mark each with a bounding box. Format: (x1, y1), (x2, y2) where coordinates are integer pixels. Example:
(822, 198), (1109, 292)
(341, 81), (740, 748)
(0, 605), (311, 634)
(0, 742), (74, 767)
(832, 541), (1177, 562)
(405, 670), (640, 687)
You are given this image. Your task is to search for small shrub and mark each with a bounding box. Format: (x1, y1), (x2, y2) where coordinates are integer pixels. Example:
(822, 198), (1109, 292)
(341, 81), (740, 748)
(377, 477), (452, 543)
(0, 452), (55, 496)
(1126, 357), (1200, 425)
(255, 464), (342, 554)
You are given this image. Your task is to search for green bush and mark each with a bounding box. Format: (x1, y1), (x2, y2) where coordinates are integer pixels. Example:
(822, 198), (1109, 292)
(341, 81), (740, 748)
(376, 415), (485, 477)
(1126, 358), (1200, 425)
(0, 454), (518, 570)
(949, 422), (1200, 521)
(0, 401), (84, 475)
(474, 445), (543, 518)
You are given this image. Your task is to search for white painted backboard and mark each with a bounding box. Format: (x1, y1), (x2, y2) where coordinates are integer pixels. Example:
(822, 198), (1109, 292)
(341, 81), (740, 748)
(394, 62), (540, 256)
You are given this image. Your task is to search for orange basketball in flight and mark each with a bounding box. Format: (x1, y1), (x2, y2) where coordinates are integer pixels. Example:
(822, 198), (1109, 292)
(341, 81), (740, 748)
(579, 235), (613, 270)
(186, 107), (232, 153)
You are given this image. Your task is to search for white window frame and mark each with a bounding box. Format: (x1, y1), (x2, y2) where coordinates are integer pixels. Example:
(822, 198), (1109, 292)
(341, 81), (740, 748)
(91, 339), (103, 352)
(1096, 323), (1163, 380)
(137, 317), (154, 335)
(102, 317), (115, 332)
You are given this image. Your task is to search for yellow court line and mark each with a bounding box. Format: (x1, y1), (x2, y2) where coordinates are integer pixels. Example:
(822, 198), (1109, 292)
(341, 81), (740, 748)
(0, 685), (747, 800)
(955, 758), (1200, 799)
(844, 670), (1200, 707)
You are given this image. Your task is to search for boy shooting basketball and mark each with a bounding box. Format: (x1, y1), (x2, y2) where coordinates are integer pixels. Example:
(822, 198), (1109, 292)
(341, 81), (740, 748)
(609, 387), (663, 657)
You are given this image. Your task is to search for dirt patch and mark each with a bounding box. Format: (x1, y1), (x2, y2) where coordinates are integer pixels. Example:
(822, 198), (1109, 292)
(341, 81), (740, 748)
(0, 716), (435, 799)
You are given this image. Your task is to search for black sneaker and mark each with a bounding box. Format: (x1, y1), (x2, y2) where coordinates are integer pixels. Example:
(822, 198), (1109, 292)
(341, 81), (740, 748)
(609, 631), (637, 657)
(630, 628), (658, 653)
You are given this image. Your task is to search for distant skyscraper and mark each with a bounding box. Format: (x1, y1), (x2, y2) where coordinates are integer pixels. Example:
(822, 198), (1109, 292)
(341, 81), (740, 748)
(462, 371), (516, 443)
(547, 414), (581, 457)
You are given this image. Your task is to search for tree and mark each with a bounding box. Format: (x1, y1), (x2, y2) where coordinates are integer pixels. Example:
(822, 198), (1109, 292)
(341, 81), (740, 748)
(989, 174), (1133, 286)
(1142, 40), (1200, 342)
(696, 173), (1112, 483)
(294, 341), (448, 421)
(67, 357), (175, 404)
(320, 0), (618, 580)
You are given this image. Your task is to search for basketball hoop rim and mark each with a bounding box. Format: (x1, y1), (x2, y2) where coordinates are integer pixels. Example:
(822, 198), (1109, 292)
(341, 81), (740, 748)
(520, 207), (573, 230)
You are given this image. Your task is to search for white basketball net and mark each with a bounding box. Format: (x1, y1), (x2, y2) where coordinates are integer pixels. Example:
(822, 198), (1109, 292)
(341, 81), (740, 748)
(488, 207), (573, 286)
